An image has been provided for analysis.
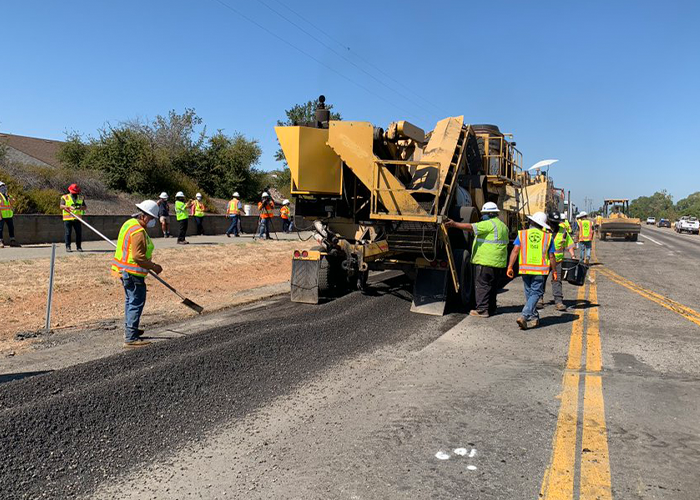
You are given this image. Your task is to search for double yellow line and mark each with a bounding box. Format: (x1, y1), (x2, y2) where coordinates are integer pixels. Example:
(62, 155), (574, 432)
(539, 274), (613, 499)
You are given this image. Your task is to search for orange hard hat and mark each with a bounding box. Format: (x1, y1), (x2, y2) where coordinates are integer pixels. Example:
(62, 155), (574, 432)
(68, 183), (81, 194)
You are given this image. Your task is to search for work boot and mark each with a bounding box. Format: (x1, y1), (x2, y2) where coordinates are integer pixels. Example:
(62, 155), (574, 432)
(9, 239), (20, 247)
(0, 242), (4, 249)
(66, 246), (72, 253)
(584, 258), (590, 265)
(555, 303), (567, 311)
(526, 318), (540, 329)
(536, 299), (545, 310)
(134, 329), (146, 338)
(226, 233), (231, 238)
(77, 248), (84, 253)
(469, 309), (489, 318)
(123, 340), (151, 348)
(516, 317), (528, 330)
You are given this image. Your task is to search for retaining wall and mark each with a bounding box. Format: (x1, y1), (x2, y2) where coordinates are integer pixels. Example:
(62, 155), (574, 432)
(5, 215), (289, 245)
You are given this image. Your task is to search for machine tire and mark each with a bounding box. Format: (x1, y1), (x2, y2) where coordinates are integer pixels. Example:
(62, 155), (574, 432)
(600, 232), (607, 241)
(631, 233), (638, 241)
(318, 255), (331, 295)
(449, 248), (474, 310)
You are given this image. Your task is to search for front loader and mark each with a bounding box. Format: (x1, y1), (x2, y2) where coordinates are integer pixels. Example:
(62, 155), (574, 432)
(276, 96), (525, 315)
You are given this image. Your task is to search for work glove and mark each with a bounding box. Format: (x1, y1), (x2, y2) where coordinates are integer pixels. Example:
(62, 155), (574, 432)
(152, 264), (163, 275)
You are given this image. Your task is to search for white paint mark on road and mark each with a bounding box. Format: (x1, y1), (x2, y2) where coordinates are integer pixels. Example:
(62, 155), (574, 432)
(453, 448), (468, 456)
(640, 233), (663, 246)
(468, 448), (477, 458)
(435, 451), (450, 460)
(636, 241), (644, 245)
(467, 465), (478, 470)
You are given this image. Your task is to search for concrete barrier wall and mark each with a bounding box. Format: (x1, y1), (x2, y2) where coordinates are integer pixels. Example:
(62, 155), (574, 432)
(7, 215), (289, 245)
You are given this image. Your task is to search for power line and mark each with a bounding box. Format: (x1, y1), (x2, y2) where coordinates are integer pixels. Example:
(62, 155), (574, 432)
(270, 0), (449, 116)
(256, 0), (437, 120)
(210, 0), (427, 123)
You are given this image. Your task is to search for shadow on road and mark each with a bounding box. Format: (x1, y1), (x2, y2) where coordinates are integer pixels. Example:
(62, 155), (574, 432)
(0, 370), (53, 384)
(539, 313), (577, 327)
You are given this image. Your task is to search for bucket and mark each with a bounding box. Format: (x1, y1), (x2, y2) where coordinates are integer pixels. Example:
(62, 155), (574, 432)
(562, 258), (587, 286)
(243, 204), (252, 216)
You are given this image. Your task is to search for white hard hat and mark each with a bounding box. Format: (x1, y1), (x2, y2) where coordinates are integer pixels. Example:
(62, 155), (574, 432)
(576, 211), (588, 218)
(175, 191), (185, 198)
(262, 192), (270, 198)
(196, 192), (202, 199)
(0, 181), (5, 187)
(527, 211), (551, 230)
(233, 192), (240, 198)
(481, 201), (499, 213)
(283, 199), (290, 205)
(135, 200), (159, 219)
(159, 192), (168, 199)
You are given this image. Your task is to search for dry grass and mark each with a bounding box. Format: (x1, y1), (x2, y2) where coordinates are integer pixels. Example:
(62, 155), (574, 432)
(0, 240), (313, 352)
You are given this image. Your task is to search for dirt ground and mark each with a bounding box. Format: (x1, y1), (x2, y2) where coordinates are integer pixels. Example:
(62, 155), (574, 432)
(0, 240), (312, 354)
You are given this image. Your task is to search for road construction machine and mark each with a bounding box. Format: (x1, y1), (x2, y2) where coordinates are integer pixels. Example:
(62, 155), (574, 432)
(597, 199), (641, 241)
(276, 96), (526, 315)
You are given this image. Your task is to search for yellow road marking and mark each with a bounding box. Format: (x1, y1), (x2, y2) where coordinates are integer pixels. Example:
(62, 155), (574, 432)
(580, 277), (612, 499)
(566, 285), (588, 371)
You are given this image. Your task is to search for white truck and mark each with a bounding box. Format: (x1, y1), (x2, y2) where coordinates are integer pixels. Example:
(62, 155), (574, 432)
(675, 216), (700, 234)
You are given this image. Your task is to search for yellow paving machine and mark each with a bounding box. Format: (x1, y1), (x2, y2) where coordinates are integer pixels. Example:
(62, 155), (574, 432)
(597, 199), (641, 241)
(276, 96), (526, 315)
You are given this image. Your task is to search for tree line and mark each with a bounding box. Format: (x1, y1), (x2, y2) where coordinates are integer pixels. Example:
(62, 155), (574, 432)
(629, 190), (700, 220)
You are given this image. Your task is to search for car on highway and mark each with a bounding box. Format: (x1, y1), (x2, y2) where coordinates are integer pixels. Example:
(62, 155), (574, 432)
(646, 216), (656, 225)
(657, 218), (671, 228)
(675, 216), (700, 234)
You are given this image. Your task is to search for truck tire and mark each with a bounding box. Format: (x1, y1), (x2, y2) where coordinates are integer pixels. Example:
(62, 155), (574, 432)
(449, 248), (474, 310)
(631, 234), (638, 241)
(600, 232), (607, 241)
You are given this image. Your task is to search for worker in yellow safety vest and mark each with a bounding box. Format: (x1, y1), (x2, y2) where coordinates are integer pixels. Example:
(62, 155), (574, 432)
(257, 192), (275, 240)
(280, 199), (292, 233)
(190, 192), (206, 236)
(60, 183), (86, 252)
(506, 211), (557, 330)
(226, 192), (242, 237)
(575, 211), (594, 264)
(538, 211), (577, 311)
(444, 201), (509, 317)
(0, 181), (20, 248)
(174, 191), (190, 245)
(112, 200), (163, 348)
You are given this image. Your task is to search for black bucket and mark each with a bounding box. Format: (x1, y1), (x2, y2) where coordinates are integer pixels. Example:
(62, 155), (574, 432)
(562, 258), (588, 286)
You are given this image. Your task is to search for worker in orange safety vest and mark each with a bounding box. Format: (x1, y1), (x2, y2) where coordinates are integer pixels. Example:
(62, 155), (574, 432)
(257, 192), (275, 240)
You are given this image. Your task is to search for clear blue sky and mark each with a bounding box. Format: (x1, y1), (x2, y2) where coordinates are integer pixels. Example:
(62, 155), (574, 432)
(1, 0), (698, 210)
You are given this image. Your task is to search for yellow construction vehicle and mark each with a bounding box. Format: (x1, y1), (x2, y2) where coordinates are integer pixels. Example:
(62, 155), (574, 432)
(597, 199), (641, 241)
(276, 96), (526, 315)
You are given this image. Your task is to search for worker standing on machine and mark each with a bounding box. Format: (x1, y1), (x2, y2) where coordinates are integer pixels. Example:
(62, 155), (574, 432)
(444, 201), (508, 317)
(539, 212), (576, 311)
(575, 211), (593, 264)
(257, 192), (274, 240)
(506, 211), (557, 330)
(111, 200), (163, 348)
(280, 199), (291, 233)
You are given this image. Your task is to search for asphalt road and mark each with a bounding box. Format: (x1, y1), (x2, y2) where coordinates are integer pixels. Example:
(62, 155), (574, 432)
(1, 227), (700, 499)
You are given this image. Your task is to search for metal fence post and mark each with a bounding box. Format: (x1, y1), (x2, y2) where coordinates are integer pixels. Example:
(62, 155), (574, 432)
(45, 243), (56, 331)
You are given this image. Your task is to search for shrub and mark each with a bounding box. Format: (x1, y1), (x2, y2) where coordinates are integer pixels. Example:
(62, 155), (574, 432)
(27, 188), (62, 215)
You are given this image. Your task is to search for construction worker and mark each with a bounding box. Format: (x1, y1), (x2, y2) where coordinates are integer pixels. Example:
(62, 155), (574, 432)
(539, 212), (576, 311)
(174, 191), (190, 245)
(444, 201), (508, 317)
(506, 211), (557, 330)
(576, 211), (594, 264)
(280, 199), (292, 233)
(0, 181), (20, 248)
(191, 193), (206, 236)
(60, 183), (86, 252)
(257, 192), (274, 240)
(226, 192), (242, 237)
(157, 192), (171, 238)
(111, 200), (163, 348)
(560, 215), (572, 234)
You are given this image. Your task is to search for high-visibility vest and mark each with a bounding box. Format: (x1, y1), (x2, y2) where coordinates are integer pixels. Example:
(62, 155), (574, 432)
(258, 201), (274, 219)
(471, 216), (509, 268)
(191, 200), (204, 217)
(0, 193), (13, 219)
(227, 198), (241, 216)
(561, 220), (572, 233)
(577, 219), (593, 242)
(62, 194), (85, 221)
(280, 206), (290, 219)
(518, 228), (552, 275)
(175, 200), (188, 221)
(111, 218), (154, 277)
(553, 228), (575, 262)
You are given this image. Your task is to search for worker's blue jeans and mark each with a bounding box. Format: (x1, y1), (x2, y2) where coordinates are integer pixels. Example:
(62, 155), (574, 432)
(521, 274), (545, 321)
(258, 218), (270, 239)
(121, 271), (147, 342)
(226, 215), (239, 236)
(579, 241), (592, 261)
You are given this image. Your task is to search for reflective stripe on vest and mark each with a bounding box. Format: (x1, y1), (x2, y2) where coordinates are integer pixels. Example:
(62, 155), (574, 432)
(227, 198), (240, 216)
(191, 200), (204, 217)
(0, 193), (13, 218)
(259, 202), (274, 218)
(578, 220), (593, 241)
(175, 201), (188, 221)
(518, 228), (552, 275)
(111, 218), (154, 277)
(62, 194), (85, 221)
(280, 206), (290, 219)
(471, 217), (509, 268)
(553, 229), (575, 262)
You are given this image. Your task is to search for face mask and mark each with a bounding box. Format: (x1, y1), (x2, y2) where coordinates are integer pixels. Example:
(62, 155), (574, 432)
(0, 186), (7, 196)
(481, 214), (490, 221)
(147, 218), (156, 228)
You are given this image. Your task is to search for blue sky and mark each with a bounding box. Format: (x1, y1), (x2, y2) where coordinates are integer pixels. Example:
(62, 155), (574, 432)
(1, 0), (698, 210)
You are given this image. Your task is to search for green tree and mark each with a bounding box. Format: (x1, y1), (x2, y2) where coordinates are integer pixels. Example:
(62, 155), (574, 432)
(676, 192), (700, 218)
(629, 190), (675, 219)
